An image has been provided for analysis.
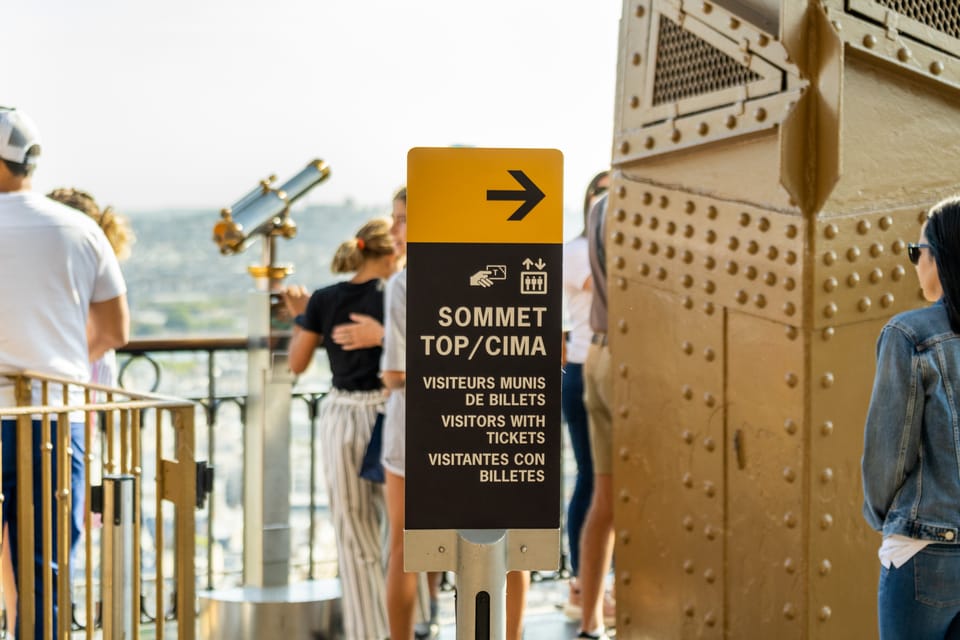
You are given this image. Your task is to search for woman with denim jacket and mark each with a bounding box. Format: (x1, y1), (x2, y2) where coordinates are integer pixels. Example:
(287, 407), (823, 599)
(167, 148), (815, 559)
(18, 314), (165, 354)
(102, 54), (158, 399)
(862, 196), (960, 639)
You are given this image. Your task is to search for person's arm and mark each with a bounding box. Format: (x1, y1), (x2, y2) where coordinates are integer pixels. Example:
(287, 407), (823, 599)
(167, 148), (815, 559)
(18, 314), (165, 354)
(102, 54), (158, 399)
(288, 325), (321, 374)
(382, 370), (406, 389)
(332, 313), (384, 351)
(87, 294), (130, 363)
(861, 325), (923, 531)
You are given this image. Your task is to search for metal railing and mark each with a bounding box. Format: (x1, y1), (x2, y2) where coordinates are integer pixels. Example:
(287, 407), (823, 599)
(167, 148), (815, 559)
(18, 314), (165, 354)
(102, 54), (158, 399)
(0, 370), (197, 640)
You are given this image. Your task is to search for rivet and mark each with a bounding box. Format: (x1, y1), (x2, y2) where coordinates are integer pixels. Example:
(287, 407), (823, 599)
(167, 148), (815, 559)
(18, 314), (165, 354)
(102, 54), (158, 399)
(822, 327), (835, 340)
(755, 294), (767, 308)
(785, 251), (797, 265)
(892, 265), (906, 281)
(758, 217), (771, 231)
(919, 210), (929, 223)
(649, 216), (659, 230)
(704, 525), (716, 540)
(931, 60), (945, 75)
(747, 240), (760, 255)
(784, 511), (797, 528)
(621, 571), (632, 586)
(682, 274), (693, 288)
(644, 136), (655, 149)
(767, 246), (779, 261)
(784, 302), (796, 316)
(704, 280), (716, 294)
(785, 373), (798, 388)
(619, 363), (629, 377)
(685, 200), (695, 214)
(682, 341), (694, 355)
(623, 615), (632, 626)
(821, 467), (834, 483)
(656, 267), (668, 280)
(824, 224), (839, 239)
(702, 2), (713, 13)
(832, 20), (842, 31)
(643, 192), (653, 205)
(665, 246), (676, 259)
(739, 212), (751, 226)
(704, 392), (716, 407)
(620, 140), (631, 154)
(897, 47), (912, 62)
(784, 603), (797, 620)
(784, 419), (798, 435)
(703, 302), (715, 315)
(707, 206), (718, 220)
(666, 221), (677, 235)
(659, 195), (669, 208)
(682, 250), (694, 263)
(728, 237), (740, 251)
(639, 263), (650, 276)
(819, 606), (832, 622)
(881, 293), (894, 307)
(683, 296), (694, 309)
(863, 34), (877, 48)
(619, 489), (631, 503)
(736, 290), (748, 304)
(726, 114), (737, 129)
(618, 318), (628, 333)
(824, 302), (838, 318)
(632, 52), (642, 66)
(684, 603), (695, 617)
(819, 559), (833, 576)
(704, 481), (716, 497)
(821, 372), (835, 388)
(617, 185), (626, 198)
(784, 277), (796, 291)
(615, 208), (626, 222)
(614, 256), (625, 269)
(683, 559), (695, 574)
(729, 17), (740, 29)
(756, 107), (767, 122)
(630, 95), (640, 109)
(645, 240), (657, 254)
(758, 34), (770, 46)
(682, 430), (694, 443)
(857, 219), (871, 234)
(618, 404), (629, 418)
(786, 224), (799, 239)
(704, 347), (715, 362)
(879, 215), (893, 230)
(698, 122), (709, 135)
(704, 569), (716, 584)
(636, 5), (646, 17)
(858, 297), (872, 312)
(764, 272), (777, 286)
(823, 250), (837, 266)
(612, 230), (625, 244)
(683, 516), (695, 531)
(892, 239), (906, 254)
(704, 438), (715, 450)
(870, 243), (884, 258)
(706, 230), (717, 244)
(620, 530), (631, 544)
(632, 212), (643, 226)
(684, 224), (695, 238)
(784, 557), (796, 573)
(520, 544), (528, 553)
(704, 256), (716, 269)
(821, 420), (834, 436)
(847, 272), (860, 287)
(785, 326), (798, 341)
(671, 129), (682, 143)
(783, 467), (796, 482)
(439, 546), (446, 553)
(726, 261), (739, 275)
(820, 514), (834, 530)
(616, 277), (627, 290)
(682, 385), (693, 400)
(631, 236), (641, 250)
(847, 246), (861, 261)
(746, 265), (758, 280)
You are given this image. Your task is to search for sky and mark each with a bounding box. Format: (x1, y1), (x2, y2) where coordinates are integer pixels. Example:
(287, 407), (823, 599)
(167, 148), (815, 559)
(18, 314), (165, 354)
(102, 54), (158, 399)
(5, 1), (622, 233)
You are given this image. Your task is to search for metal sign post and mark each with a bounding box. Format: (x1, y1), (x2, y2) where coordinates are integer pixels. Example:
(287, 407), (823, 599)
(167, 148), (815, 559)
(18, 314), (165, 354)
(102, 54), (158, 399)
(405, 147), (563, 640)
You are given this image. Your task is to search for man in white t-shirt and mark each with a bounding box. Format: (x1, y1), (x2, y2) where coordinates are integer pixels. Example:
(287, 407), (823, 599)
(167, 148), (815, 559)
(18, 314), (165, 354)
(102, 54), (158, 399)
(0, 106), (128, 638)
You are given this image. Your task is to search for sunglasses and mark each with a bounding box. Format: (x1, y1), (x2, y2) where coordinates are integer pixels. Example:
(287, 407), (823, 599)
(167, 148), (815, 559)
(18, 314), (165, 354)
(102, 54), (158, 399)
(907, 242), (931, 265)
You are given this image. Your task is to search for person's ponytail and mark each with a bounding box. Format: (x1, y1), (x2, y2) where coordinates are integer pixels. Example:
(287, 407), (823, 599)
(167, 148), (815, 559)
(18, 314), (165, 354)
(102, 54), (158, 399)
(925, 197), (960, 333)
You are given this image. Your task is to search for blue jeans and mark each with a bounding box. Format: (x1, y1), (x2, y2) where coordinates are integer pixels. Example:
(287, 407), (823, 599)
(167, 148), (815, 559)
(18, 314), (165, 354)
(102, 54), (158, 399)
(2, 419), (85, 639)
(879, 544), (960, 639)
(562, 363), (593, 575)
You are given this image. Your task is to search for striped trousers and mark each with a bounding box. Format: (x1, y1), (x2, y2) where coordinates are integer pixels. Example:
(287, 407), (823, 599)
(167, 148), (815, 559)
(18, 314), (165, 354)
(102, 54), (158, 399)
(320, 388), (389, 640)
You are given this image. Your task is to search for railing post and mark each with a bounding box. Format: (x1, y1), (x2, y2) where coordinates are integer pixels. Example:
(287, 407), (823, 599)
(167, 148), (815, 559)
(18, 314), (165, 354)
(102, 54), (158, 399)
(101, 475), (136, 640)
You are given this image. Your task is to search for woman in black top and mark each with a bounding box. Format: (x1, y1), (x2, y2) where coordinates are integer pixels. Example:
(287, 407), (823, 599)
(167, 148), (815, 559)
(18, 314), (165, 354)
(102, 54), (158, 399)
(285, 217), (396, 639)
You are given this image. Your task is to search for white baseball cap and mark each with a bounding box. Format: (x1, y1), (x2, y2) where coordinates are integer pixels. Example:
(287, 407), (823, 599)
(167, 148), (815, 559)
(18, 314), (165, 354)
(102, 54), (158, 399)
(0, 107), (42, 165)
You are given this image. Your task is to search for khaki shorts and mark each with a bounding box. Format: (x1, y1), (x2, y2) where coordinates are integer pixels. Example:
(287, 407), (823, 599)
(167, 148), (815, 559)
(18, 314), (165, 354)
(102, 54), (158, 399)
(583, 340), (613, 474)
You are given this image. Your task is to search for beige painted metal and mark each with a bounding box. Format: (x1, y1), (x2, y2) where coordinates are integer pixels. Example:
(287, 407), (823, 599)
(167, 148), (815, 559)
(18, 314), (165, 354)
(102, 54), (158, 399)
(609, 0), (960, 638)
(1, 371), (196, 640)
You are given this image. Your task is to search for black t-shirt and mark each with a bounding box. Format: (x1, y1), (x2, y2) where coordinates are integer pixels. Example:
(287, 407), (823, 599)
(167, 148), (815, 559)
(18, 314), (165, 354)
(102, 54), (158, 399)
(297, 279), (384, 391)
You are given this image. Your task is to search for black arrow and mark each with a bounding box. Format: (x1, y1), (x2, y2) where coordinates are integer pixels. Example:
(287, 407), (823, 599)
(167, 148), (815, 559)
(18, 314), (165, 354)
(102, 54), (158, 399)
(486, 170), (545, 221)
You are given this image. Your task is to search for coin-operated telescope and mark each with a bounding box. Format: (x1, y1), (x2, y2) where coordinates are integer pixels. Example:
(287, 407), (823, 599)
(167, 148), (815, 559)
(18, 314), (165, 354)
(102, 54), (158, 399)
(201, 160), (341, 639)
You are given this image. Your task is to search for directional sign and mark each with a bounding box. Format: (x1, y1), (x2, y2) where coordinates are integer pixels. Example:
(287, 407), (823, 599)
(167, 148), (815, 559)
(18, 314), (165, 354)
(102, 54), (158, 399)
(406, 147), (562, 531)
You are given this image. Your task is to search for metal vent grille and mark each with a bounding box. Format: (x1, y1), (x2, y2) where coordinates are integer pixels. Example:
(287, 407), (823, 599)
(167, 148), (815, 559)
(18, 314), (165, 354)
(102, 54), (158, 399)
(873, 0), (960, 40)
(653, 16), (762, 106)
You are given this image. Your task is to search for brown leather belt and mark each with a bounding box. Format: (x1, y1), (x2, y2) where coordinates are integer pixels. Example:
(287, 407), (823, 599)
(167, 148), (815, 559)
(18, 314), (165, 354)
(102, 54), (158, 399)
(591, 332), (608, 347)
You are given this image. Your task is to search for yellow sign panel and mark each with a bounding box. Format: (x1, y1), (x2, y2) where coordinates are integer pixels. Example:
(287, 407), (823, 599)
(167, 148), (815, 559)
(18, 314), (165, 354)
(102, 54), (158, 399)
(408, 147), (563, 244)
